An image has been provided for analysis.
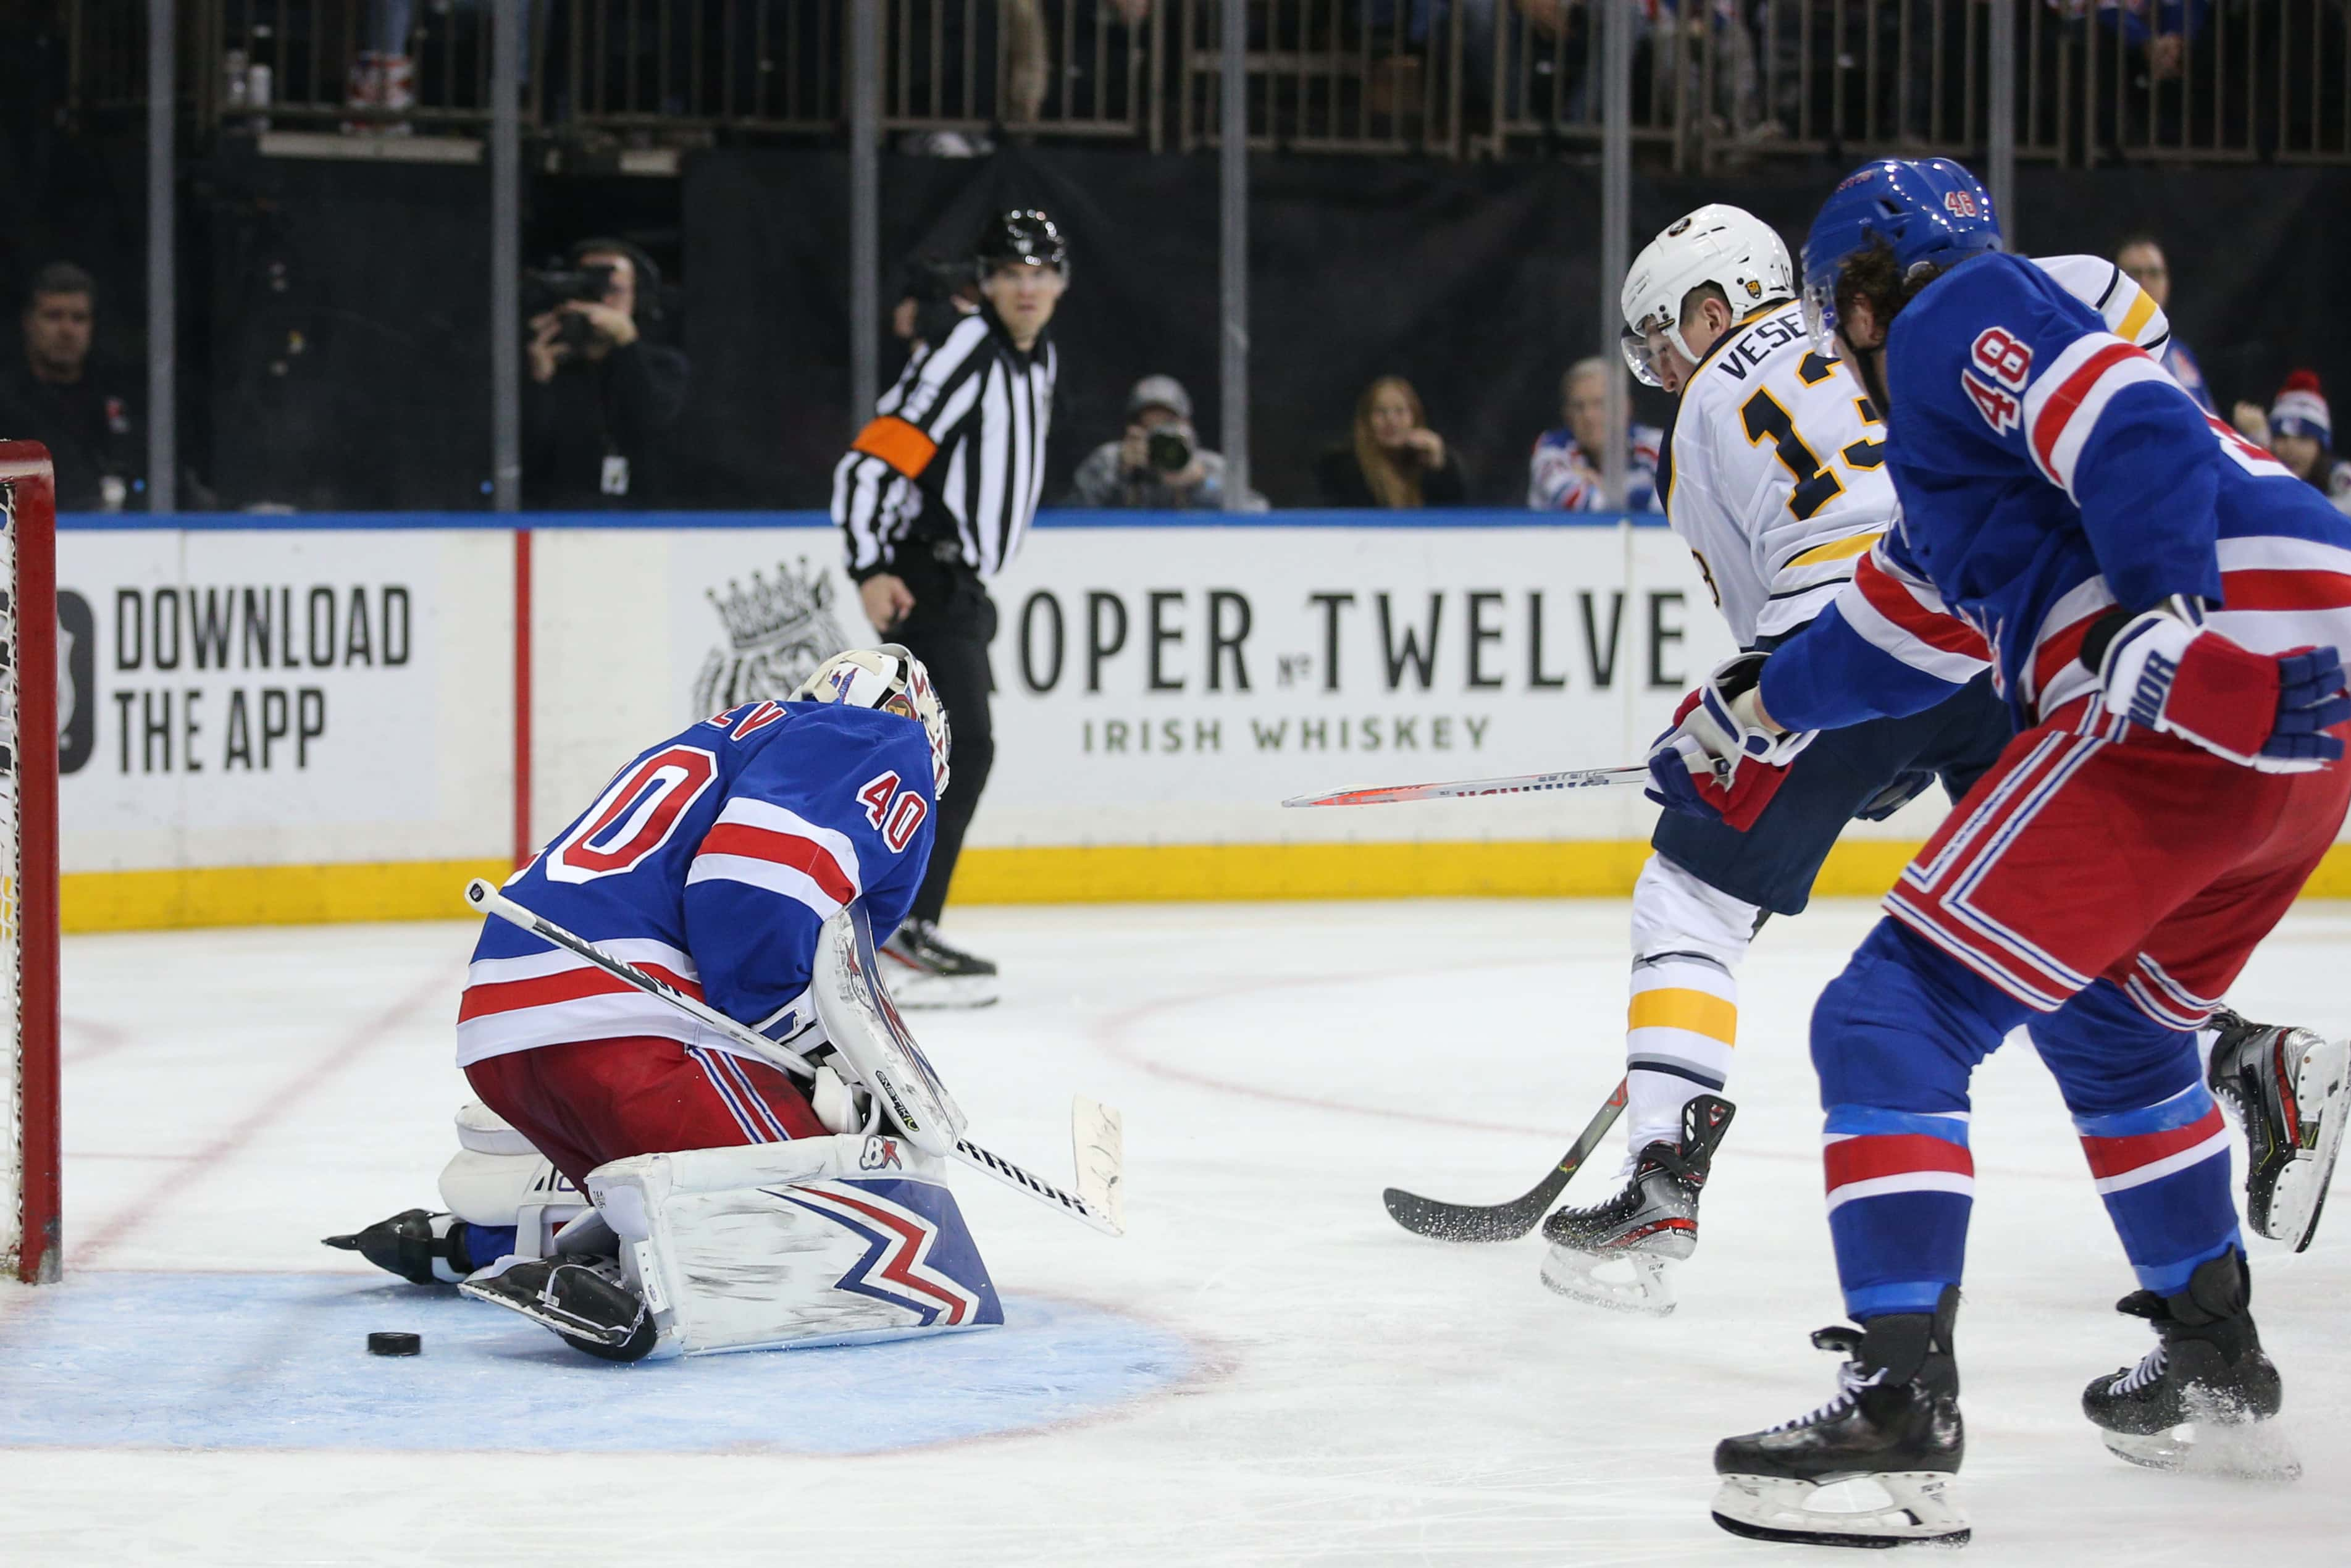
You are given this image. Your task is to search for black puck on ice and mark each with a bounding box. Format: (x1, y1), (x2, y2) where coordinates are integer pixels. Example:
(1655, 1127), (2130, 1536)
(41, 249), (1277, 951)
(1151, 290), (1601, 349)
(367, 1331), (422, 1357)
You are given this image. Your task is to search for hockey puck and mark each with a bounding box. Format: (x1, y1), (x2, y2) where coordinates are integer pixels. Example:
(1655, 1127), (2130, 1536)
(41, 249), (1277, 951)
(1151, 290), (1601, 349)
(367, 1331), (422, 1357)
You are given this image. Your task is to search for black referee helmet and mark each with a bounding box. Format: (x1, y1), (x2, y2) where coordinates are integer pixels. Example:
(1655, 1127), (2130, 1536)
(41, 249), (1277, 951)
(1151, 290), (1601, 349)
(974, 209), (1068, 281)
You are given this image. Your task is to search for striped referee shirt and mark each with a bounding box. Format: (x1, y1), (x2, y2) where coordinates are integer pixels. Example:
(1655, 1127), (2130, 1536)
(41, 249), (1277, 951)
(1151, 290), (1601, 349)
(832, 307), (1057, 582)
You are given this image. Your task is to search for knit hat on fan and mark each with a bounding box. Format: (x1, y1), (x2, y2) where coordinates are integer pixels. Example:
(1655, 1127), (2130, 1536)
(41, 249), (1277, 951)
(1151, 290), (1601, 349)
(2271, 371), (2332, 445)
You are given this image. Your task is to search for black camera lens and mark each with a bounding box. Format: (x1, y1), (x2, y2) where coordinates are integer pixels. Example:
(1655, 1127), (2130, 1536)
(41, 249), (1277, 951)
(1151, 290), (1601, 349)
(1146, 428), (1193, 472)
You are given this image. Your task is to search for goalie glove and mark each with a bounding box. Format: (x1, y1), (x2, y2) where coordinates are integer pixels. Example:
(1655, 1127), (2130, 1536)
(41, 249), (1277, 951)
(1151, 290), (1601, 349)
(1645, 652), (1817, 831)
(2089, 597), (2351, 773)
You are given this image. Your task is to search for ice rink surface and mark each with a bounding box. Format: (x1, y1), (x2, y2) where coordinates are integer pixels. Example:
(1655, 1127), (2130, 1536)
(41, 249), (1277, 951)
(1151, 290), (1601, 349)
(7, 897), (2351, 1566)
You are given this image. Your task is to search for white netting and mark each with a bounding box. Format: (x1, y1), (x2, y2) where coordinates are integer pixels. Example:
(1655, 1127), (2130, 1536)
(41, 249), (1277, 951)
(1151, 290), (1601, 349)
(0, 477), (17, 1274)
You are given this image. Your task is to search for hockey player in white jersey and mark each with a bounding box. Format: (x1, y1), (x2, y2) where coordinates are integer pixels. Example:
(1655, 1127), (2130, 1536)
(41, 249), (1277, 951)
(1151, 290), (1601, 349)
(1550, 206), (2347, 1316)
(1538, 206), (2017, 1315)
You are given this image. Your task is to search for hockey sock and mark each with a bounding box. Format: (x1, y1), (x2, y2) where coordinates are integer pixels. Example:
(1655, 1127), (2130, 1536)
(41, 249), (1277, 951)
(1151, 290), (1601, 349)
(1824, 1105), (1975, 1317)
(1626, 955), (1739, 1150)
(457, 1223), (518, 1271)
(2075, 1084), (2241, 1295)
(2034, 982), (2241, 1293)
(1624, 856), (1756, 1152)
(1811, 923), (2020, 1320)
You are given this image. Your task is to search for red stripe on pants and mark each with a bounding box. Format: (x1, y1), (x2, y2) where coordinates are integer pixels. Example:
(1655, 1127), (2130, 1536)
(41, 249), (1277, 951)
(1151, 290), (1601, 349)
(464, 1035), (828, 1189)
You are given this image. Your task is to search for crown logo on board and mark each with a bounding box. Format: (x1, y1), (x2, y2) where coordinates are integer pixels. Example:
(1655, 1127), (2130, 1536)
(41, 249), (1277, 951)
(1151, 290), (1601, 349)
(706, 560), (834, 651)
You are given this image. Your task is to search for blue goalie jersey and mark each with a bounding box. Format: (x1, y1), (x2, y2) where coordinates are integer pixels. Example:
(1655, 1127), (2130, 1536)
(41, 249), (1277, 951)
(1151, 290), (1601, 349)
(457, 701), (939, 1068)
(1761, 252), (2351, 734)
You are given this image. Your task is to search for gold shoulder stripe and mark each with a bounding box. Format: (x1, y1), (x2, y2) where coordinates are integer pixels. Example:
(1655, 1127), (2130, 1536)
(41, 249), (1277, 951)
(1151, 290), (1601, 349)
(1785, 529), (1884, 569)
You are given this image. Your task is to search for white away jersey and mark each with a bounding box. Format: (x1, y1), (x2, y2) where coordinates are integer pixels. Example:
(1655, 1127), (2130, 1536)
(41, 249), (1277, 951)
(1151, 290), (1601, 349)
(1659, 304), (1896, 646)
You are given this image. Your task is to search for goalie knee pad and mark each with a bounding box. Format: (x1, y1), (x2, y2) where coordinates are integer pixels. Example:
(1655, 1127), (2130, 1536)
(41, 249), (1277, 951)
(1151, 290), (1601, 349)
(587, 1131), (1002, 1357)
(437, 1101), (589, 1259)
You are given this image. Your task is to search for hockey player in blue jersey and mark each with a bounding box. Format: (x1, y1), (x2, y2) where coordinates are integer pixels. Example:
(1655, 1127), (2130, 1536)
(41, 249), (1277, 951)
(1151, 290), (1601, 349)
(1643, 159), (2351, 1545)
(330, 645), (1008, 1360)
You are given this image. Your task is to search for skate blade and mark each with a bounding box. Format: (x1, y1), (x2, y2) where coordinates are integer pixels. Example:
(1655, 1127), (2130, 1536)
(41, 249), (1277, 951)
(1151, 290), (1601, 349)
(1538, 1245), (1676, 1317)
(880, 970), (1000, 1010)
(1711, 1472), (1969, 1548)
(2100, 1414), (2302, 1483)
(2273, 1034), (2349, 1252)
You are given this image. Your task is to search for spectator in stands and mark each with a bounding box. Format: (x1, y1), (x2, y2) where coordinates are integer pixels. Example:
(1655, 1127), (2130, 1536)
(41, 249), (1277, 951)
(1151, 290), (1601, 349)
(348, 1), (549, 129)
(0, 262), (140, 511)
(1527, 358), (1664, 512)
(2232, 371), (2351, 516)
(522, 239), (689, 509)
(1317, 375), (1467, 508)
(2114, 233), (2214, 413)
(1070, 375), (1265, 511)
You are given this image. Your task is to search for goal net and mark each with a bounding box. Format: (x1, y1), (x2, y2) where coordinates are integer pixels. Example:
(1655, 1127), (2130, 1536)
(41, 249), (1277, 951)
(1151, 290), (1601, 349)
(0, 442), (59, 1285)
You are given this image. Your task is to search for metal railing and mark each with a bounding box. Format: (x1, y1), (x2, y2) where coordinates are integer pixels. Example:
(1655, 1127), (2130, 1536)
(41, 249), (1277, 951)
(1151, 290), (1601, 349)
(1480, 0), (2351, 169)
(59, 0), (2351, 162)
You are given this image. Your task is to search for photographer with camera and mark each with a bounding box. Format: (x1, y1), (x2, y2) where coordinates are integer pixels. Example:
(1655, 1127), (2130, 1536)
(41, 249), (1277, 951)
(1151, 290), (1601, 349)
(521, 239), (689, 509)
(1069, 375), (1264, 511)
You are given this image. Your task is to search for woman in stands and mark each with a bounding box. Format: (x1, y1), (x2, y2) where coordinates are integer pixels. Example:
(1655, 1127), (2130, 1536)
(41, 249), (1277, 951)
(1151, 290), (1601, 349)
(1315, 375), (1469, 508)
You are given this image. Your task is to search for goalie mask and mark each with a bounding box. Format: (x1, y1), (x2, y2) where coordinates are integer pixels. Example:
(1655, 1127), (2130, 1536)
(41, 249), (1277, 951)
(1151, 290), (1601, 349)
(1619, 205), (1795, 388)
(790, 645), (952, 797)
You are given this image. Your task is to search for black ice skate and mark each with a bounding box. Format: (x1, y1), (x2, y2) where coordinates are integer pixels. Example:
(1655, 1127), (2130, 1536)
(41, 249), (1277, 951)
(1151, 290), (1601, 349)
(1712, 1287), (1968, 1549)
(880, 918), (1000, 1009)
(323, 1208), (483, 1286)
(1538, 1094), (1733, 1316)
(2082, 1250), (2295, 1478)
(2205, 1008), (2348, 1252)
(459, 1254), (659, 1362)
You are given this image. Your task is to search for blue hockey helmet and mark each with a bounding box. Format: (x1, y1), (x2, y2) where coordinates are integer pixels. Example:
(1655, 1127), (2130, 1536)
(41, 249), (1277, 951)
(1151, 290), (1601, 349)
(1800, 158), (2003, 354)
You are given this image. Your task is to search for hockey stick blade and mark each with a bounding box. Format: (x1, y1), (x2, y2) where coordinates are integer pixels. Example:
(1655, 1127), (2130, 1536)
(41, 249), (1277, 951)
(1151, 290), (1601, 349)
(1382, 1078), (1628, 1242)
(1284, 765), (1651, 809)
(463, 878), (1122, 1237)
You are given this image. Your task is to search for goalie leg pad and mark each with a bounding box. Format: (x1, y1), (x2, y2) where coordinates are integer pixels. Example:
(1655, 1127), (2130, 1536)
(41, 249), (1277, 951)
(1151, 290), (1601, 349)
(587, 1131), (1002, 1356)
(438, 1103), (590, 1261)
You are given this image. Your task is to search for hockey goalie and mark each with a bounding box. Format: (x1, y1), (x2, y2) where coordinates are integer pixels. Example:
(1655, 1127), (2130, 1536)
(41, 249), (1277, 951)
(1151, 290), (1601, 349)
(329, 646), (1005, 1360)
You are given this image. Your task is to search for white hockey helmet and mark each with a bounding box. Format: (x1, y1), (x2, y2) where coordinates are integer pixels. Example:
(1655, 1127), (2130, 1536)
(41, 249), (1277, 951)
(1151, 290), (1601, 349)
(790, 644), (952, 797)
(1619, 205), (1796, 388)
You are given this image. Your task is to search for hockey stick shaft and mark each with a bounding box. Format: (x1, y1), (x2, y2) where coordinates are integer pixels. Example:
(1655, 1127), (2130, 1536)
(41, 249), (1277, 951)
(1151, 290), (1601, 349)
(463, 878), (1121, 1236)
(1381, 1078), (1628, 1242)
(1284, 765), (1653, 809)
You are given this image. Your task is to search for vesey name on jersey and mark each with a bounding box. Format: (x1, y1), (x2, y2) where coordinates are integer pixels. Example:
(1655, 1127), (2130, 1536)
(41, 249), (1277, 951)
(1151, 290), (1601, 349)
(1708, 308), (1808, 384)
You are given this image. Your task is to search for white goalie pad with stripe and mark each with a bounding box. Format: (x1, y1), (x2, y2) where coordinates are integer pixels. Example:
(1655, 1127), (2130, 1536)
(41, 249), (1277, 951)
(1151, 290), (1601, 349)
(438, 1101), (588, 1259)
(814, 905), (967, 1157)
(587, 1131), (1002, 1357)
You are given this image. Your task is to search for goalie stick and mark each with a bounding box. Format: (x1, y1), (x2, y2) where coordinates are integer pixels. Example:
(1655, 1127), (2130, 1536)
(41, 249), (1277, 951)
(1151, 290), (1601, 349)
(1382, 1079), (1627, 1241)
(1284, 763), (1693, 809)
(463, 878), (1125, 1237)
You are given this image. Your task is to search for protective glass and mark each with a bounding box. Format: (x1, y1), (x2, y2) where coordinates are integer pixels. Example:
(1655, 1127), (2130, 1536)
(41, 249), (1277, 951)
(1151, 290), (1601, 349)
(1801, 279), (1840, 357)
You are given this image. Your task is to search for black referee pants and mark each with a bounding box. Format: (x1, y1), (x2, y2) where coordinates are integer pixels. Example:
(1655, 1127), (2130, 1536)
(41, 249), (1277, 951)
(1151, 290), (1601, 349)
(889, 550), (997, 926)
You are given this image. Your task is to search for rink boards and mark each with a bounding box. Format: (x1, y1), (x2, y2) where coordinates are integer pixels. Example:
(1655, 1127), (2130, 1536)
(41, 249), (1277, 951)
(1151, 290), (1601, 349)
(54, 509), (2351, 929)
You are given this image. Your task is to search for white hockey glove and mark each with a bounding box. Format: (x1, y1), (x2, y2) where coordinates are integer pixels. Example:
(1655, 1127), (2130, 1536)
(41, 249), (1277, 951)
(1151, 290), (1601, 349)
(2089, 597), (2351, 773)
(1645, 653), (1817, 831)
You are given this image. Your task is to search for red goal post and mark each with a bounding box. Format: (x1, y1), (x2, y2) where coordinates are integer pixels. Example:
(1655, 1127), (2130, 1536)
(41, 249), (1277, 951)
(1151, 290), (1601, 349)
(0, 442), (60, 1284)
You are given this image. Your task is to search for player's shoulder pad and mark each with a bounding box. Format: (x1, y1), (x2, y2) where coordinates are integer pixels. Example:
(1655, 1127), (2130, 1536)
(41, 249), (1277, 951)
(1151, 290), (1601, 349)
(727, 705), (937, 862)
(1888, 251), (2094, 388)
(2030, 254), (2169, 350)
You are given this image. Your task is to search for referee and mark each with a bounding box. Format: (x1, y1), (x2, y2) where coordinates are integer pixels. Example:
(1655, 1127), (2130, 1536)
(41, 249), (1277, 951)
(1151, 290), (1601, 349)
(831, 208), (1065, 1008)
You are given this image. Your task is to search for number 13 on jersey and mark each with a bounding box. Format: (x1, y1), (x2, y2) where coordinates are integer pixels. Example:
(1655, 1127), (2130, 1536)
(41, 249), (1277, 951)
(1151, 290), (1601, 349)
(1741, 353), (1886, 521)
